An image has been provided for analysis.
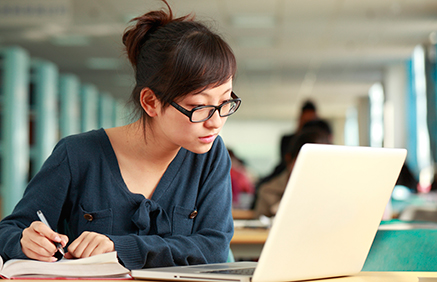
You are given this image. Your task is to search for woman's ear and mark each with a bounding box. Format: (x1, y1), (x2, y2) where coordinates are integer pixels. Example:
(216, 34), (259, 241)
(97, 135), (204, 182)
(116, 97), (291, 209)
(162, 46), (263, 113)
(140, 88), (160, 117)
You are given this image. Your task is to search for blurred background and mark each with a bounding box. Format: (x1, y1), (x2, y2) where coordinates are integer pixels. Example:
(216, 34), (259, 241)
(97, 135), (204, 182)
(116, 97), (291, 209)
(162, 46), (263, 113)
(1, 0), (437, 217)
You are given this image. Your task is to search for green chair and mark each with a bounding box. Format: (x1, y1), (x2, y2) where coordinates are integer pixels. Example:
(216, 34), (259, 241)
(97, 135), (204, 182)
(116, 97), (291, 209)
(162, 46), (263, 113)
(227, 248), (235, 263)
(362, 229), (437, 271)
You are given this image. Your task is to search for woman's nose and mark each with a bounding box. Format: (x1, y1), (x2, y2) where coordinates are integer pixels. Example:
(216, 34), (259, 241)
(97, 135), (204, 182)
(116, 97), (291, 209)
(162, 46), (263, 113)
(204, 109), (224, 128)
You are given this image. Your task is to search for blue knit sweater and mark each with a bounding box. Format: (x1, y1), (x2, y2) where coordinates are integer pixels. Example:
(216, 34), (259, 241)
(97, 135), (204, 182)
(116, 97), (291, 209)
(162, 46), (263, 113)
(0, 129), (234, 269)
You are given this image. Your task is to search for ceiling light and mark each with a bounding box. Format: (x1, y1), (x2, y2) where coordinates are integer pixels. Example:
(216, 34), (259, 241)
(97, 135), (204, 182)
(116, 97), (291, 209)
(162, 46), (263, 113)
(23, 30), (49, 41)
(231, 15), (276, 29)
(86, 58), (121, 70)
(429, 32), (437, 45)
(23, 24), (66, 42)
(51, 35), (90, 46)
(72, 24), (123, 37)
(244, 59), (273, 71)
(237, 36), (274, 48)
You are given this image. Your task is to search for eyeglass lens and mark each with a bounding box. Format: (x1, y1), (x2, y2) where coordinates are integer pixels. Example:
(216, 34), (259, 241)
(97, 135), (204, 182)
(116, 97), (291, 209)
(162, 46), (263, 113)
(191, 100), (239, 122)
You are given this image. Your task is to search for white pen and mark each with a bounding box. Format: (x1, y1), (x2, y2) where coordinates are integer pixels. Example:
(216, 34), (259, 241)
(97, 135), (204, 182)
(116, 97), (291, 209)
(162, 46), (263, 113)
(36, 210), (65, 256)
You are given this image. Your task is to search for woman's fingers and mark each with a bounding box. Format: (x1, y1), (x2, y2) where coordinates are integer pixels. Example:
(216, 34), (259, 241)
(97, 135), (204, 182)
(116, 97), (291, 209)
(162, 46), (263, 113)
(67, 231), (114, 259)
(21, 221), (69, 262)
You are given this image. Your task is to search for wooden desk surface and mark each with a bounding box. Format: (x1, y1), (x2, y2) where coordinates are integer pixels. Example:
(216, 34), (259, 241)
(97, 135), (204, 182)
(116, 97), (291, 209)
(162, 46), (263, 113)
(318, 271), (432, 281)
(231, 228), (269, 244)
(232, 209), (255, 220)
(6, 272), (437, 281)
(231, 220), (437, 245)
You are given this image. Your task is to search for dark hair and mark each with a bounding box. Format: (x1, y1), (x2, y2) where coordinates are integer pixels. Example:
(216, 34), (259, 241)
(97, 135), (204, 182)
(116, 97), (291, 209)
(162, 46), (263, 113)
(122, 0), (237, 122)
(301, 119), (332, 136)
(286, 129), (331, 161)
(301, 100), (317, 113)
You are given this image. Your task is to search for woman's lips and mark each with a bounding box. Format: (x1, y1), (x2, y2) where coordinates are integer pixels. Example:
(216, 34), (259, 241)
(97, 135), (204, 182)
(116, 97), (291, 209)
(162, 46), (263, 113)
(199, 134), (217, 143)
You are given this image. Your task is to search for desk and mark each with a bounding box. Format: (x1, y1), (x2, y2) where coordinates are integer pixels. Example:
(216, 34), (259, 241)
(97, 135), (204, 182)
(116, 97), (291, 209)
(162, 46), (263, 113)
(231, 220), (437, 261)
(319, 271), (437, 281)
(230, 228), (269, 260)
(7, 272), (437, 281)
(232, 209), (255, 220)
(231, 228), (269, 244)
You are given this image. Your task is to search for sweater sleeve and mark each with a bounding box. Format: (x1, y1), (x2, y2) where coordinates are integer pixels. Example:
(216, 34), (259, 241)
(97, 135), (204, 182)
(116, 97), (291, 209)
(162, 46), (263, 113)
(107, 137), (234, 269)
(0, 140), (71, 261)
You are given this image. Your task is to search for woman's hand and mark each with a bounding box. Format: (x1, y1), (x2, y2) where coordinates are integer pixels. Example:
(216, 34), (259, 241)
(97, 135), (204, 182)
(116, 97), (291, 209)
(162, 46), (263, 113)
(21, 221), (69, 262)
(64, 231), (114, 259)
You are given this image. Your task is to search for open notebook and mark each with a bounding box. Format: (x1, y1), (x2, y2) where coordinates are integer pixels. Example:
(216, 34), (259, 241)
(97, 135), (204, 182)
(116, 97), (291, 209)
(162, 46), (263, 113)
(132, 144), (407, 282)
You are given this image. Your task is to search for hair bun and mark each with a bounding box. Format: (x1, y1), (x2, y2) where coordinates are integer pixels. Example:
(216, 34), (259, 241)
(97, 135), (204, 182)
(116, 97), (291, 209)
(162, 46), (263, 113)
(122, 1), (174, 66)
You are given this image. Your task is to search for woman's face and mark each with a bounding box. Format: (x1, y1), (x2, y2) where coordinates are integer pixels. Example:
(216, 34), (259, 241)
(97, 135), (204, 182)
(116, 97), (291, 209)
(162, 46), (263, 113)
(153, 79), (233, 154)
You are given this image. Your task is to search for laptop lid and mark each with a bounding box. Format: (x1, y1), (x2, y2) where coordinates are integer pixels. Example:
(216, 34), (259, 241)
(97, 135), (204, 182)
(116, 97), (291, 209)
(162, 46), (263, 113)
(253, 144), (406, 282)
(132, 144), (407, 282)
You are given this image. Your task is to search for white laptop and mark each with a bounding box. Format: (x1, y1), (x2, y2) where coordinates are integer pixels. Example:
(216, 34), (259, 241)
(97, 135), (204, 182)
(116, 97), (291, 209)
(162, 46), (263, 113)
(132, 144), (407, 282)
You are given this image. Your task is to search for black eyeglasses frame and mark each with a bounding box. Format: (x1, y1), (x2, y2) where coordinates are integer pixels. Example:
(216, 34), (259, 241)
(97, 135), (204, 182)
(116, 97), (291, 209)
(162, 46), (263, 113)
(170, 92), (241, 123)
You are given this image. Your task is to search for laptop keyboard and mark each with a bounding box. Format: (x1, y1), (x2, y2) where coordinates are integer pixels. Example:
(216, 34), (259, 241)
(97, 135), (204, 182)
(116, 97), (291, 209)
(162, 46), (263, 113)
(204, 268), (255, 275)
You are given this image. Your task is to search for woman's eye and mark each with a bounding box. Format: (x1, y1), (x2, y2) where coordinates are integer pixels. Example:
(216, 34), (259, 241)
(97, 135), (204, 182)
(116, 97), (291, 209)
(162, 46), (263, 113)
(189, 104), (205, 109)
(184, 101), (205, 108)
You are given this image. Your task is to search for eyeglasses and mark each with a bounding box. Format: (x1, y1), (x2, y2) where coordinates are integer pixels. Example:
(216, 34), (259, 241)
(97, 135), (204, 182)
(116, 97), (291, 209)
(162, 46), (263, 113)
(170, 92), (241, 123)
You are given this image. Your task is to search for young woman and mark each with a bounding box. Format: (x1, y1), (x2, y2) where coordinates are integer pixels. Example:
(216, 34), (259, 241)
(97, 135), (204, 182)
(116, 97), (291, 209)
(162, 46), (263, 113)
(0, 0), (240, 270)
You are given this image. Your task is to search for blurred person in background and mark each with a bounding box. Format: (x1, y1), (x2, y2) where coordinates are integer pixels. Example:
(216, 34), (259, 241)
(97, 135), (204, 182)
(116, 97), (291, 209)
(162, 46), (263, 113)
(254, 127), (332, 218)
(228, 149), (255, 210)
(280, 100), (319, 159)
(254, 101), (321, 193)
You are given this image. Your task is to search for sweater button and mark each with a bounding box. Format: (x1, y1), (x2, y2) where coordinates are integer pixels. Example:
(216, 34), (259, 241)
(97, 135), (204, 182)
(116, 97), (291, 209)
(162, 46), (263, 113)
(84, 213), (93, 221)
(189, 210), (198, 219)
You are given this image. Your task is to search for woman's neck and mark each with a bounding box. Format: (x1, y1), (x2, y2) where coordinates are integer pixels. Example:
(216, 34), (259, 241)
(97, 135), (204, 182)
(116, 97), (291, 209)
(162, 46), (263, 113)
(123, 120), (180, 168)
(105, 120), (181, 198)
